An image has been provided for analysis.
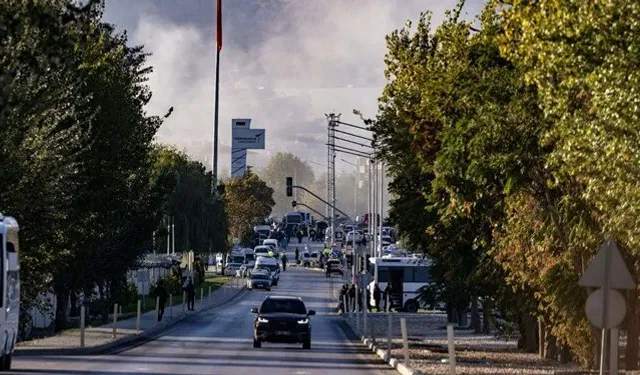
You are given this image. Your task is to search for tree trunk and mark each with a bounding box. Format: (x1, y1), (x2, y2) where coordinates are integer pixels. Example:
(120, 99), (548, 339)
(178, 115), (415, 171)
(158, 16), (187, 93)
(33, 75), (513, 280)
(458, 308), (468, 327)
(560, 344), (572, 364)
(69, 293), (78, 317)
(482, 299), (493, 334)
(626, 289), (639, 370)
(54, 286), (69, 332)
(539, 321), (546, 358)
(470, 297), (481, 333)
(447, 302), (457, 324)
(519, 312), (538, 352)
(544, 328), (558, 361)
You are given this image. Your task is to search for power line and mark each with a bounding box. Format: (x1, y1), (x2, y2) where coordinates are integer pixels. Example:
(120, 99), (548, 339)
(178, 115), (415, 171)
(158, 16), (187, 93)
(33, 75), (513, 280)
(336, 120), (371, 132)
(332, 135), (374, 149)
(333, 128), (373, 142)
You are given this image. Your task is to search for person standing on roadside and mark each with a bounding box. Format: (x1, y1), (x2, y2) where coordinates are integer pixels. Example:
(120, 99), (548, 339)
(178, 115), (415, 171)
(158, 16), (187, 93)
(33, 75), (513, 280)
(383, 283), (392, 312)
(281, 252), (288, 271)
(348, 284), (356, 312)
(373, 283), (382, 312)
(155, 279), (168, 321)
(184, 277), (196, 311)
(297, 229), (303, 244)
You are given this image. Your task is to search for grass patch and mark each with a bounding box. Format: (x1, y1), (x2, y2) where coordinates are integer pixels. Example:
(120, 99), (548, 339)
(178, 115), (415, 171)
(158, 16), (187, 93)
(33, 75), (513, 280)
(119, 275), (233, 316)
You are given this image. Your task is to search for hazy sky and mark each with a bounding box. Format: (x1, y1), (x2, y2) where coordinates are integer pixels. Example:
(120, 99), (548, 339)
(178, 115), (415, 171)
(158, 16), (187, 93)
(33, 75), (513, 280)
(103, 0), (484, 175)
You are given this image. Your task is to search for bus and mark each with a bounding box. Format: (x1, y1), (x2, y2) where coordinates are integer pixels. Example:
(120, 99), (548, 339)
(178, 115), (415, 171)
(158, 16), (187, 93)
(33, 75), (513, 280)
(368, 256), (432, 313)
(0, 215), (19, 370)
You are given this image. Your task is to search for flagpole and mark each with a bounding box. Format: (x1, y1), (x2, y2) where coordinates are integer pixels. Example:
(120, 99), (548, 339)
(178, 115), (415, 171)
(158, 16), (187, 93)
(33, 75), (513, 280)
(213, 47), (220, 192)
(212, 0), (222, 194)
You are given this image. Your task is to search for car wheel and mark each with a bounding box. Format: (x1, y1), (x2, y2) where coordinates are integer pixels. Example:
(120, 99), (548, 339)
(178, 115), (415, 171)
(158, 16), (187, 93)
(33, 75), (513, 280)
(253, 338), (262, 348)
(302, 339), (311, 350)
(404, 299), (419, 313)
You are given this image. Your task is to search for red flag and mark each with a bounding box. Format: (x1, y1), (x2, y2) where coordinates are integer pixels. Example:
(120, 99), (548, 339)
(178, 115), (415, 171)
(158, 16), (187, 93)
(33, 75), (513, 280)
(216, 0), (222, 52)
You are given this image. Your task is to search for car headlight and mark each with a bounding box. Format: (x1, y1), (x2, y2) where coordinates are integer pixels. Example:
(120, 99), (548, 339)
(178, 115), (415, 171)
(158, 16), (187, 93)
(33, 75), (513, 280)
(258, 317), (269, 323)
(297, 318), (309, 324)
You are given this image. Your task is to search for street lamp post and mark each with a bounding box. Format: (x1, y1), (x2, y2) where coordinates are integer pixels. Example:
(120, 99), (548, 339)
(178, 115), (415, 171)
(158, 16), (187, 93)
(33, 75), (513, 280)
(341, 159), (358, 223)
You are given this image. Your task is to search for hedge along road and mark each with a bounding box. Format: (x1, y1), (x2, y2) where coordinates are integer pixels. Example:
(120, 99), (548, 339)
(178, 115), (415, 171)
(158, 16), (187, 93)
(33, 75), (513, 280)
(11, 260), (395, 374)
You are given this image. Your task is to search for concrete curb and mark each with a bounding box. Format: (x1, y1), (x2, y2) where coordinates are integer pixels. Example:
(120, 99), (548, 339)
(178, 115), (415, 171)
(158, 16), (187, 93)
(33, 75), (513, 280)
(342, 315), (424, 375)
(15, 285), (247, 357)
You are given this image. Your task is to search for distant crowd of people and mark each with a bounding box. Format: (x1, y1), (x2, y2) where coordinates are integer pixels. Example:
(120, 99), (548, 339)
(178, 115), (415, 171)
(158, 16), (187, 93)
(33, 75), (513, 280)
(337, 282), (394, 313)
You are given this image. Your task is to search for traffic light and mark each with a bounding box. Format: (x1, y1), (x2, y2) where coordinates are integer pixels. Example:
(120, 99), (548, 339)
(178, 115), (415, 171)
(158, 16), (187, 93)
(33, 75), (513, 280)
(291, 200), (297, 207)
(286, 177), (293, 197)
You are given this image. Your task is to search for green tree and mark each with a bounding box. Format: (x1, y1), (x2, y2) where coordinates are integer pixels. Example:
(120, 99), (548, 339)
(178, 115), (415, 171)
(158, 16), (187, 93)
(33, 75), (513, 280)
(0, 0), (96, 331)
(498, 0), (640, 368)
(261, 152), (314, 218)
(149, 145), (228, 256)
(224, 169), (275, 241)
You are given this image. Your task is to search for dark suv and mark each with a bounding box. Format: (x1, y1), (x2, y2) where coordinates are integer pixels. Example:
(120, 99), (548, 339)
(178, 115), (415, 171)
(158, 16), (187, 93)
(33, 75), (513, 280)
(251, 296), (315, 349)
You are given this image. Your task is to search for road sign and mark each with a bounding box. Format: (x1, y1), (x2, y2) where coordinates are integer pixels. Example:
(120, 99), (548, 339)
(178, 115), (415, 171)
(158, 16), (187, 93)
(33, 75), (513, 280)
(585, 288), (626, 329)
(579, 239), (635, 289)
(232, 129), (265, 149)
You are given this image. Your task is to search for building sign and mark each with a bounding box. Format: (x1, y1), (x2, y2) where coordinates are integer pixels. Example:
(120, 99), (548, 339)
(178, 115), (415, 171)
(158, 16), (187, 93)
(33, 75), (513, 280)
(232, 129), (266, 149)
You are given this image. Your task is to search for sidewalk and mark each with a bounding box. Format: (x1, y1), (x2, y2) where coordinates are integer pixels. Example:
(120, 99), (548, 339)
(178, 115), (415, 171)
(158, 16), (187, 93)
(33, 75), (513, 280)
(16, 277), (246, 355)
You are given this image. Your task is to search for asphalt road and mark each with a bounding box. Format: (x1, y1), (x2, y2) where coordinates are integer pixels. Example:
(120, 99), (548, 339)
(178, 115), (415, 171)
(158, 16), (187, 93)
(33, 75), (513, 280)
(11, 255), (393, 375)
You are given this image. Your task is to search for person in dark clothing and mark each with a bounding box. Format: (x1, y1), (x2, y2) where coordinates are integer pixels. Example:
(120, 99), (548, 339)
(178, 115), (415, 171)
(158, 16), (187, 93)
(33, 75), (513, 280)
(326, 261), (331, 278)
(366, 286), (373, 312)
(184, 277), (196, 311)
(297, 230), (303, 244)
(281, 253), (287, 271)
(338, 284), (348, 313)
(156, 279), (168, 321)
(373, 284), (382, 312)
(383, 283), (392, 312)
(348, 284), (356, 312)
(294, 247), (300, 263)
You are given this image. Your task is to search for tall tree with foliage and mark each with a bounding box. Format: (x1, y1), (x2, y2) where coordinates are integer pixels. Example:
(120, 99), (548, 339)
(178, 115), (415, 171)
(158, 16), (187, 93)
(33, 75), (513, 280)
(149, 145), (228, 256)
(261, 152), (314, 218)
(224, 169), (275, 243)
(0, 0), (94, 330)
(498, 0), (640, 368)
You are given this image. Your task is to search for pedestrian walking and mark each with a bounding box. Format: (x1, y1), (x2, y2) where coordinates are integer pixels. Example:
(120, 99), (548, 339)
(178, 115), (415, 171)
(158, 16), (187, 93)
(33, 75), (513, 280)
(281, 252), (287, 271)
(297, 230), (303, 244)
(383, 283), (392, 312)
(184, 277), (195, 311)
(338, 284), (348, 313)
(294, 247), (300, 263)
(156, 279), (168, 321)
(373, 283), (382, 312)
(348, 284), (356, 311)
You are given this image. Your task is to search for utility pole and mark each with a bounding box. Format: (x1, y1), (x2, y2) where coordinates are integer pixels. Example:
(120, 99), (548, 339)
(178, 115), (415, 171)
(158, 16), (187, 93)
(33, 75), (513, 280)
(368, 159), (373, 255)
(379, 163), (384, 258)
(166, 217), (170, 255)
(326, 113), (340, 247)
(171, 216), (175, 255)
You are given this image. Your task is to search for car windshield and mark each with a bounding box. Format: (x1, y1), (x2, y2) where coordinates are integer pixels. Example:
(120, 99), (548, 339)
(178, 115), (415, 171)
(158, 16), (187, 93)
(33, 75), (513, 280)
(251, 274), (269, 280)
(260, 298), (307, 314)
